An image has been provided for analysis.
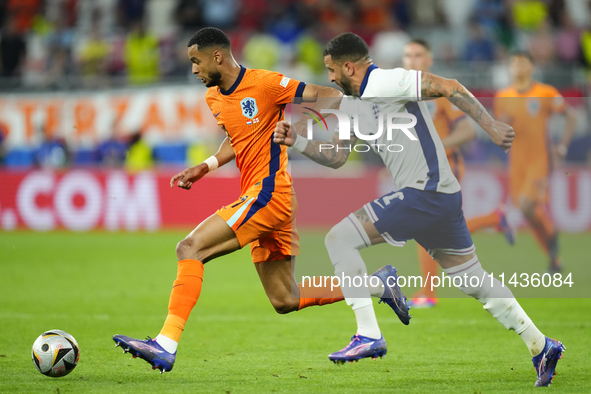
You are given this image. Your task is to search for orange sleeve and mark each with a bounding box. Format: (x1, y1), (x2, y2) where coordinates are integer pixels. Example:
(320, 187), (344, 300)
(258, 71), (306, 106)
(204, 88), (218, 116)
(546, 86), (567, 114)
(493, 94), (504, 120)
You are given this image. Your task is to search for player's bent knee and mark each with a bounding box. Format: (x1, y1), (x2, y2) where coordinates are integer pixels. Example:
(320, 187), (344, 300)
(176, 237), (201, 261)
(270, 297), (298, 314)
(324, 225), (341, 250)
(324, 216), (367, 252)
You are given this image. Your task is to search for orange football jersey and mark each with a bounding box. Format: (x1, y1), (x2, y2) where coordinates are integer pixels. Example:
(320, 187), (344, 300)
(205, 66), (305, 194)
(425, 98), (467, 181)
(494, 82), (566, 174)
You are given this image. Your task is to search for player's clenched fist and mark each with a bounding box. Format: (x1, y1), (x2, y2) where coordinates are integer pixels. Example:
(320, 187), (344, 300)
(486, 120), (515, 152)
(170, 163), (209, 190)
(273, 120), (294, 147)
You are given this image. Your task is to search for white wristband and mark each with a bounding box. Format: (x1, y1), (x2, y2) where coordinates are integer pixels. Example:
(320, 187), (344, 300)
(204, 156), (219, 172)
(290, 133), (309, 153)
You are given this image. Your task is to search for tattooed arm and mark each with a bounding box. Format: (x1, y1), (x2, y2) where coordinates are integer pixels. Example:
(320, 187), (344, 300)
(421, 72), (515, 151)
(273, 120), (358, 169)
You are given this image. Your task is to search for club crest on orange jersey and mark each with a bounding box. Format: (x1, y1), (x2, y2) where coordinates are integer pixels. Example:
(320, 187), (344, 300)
(241, 97), (258, 119)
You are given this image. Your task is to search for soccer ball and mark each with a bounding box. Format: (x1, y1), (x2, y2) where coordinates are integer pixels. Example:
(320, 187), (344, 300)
(31, 330), (80, 377)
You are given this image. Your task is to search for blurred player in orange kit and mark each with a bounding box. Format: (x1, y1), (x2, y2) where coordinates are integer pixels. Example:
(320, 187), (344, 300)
(111, 27), (349, 372)
(402, 39), (514, 308)
(494, 52), (577, 273)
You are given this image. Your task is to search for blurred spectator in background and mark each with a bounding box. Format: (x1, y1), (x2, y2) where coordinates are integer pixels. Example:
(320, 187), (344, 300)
(371, 16), (410, 68)
(0, 15), (27, 88)
(357, 0), (390, 35)
(201, 0), (239, 29)
(410, 0), (446, 27)
(58, 0), (79, 29)
(547, 0), (566, 28)
(236, 0), (267, 31)
(36, 136), (69, 168)
(174, 0), (201, 33)
(76, 0), (116, 39)
(465, 21), (496, 62)
(186, 142), (209, 167)
(556, 12), (582, 63)
(6, 0), (42, 34)
(472, 0), (506, 32)
(295, 33), (326, 75)
(314, 1), (353, 42)
(582, 1), (591, 76)
(98, 136), (128, 167)
(124, 21), (160, 85)
(583, 25), (591, 71)
(266, 2), (301, 44)
(564, 0), (591, 28)
(242, 33), (281, 70)
(0, 121), (8, 164)
(392, 0), (411, 29)
(45, 14), (75, 88)
(528, 20), (557, 65)
(78, 11), (112, 87)
(439, 0), (477, 30)
(117, 0), (146, 27)
(511, 0), (548, 31)
(125, 131), (153, 171)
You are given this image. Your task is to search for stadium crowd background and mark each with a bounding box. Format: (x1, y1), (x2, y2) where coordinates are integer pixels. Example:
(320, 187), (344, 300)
(0, 0), (591, 169)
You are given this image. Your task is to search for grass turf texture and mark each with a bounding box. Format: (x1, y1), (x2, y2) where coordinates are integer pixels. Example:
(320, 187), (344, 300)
(1, 230), (590, 393)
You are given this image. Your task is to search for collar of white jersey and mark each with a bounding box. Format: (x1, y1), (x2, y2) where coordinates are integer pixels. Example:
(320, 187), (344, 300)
(359, 64), (379, 98)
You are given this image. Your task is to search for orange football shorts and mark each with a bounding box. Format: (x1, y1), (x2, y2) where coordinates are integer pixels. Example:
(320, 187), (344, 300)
(216, 183), (300, 263)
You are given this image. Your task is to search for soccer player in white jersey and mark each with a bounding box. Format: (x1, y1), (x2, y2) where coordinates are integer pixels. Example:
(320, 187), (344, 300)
(273, 33), (564, 387)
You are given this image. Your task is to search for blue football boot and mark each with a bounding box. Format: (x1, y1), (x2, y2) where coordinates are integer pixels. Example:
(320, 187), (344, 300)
(372, 265), (411, 325)
(329, 334), (387, 364)
(532, 337), (565, 387)
(113, 335), (175, 373)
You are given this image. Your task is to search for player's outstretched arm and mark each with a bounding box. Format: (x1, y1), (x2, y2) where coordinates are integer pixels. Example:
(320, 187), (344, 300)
(274, 120), (358, 169)
(556, 105), (577, 159)
(170, 137), (235, 190)
(421, 72), (515, 152)
(290, 83), (343, 137)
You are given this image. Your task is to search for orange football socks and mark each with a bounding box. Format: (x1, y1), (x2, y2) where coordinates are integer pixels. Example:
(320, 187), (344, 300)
(159, 259), (204, 343)
(297, 277), (344, 310)
(529, 205), (556, 256)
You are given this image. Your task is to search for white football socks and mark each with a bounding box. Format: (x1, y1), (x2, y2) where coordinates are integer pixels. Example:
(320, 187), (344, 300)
(326, 214), (382, 340)
(354, 305), (382, 340)
(443, 256), (546, 356)
(155, 334), (178, 354)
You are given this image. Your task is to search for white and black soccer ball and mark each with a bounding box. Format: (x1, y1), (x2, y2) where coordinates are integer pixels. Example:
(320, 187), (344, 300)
(31, 330), (80, 378)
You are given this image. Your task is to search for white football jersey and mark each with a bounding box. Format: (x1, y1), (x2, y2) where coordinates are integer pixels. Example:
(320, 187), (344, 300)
(339, 65), (461, 194)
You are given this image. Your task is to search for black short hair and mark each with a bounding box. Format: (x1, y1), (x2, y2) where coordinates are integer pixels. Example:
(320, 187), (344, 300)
(323, 32), (370, 63)
(408, 38), (432, 53)
(509, 50), (534, 63)
(187, 27), (231, 50)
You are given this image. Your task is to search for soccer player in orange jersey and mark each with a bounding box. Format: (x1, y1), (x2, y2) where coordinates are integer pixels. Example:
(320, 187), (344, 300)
(401, 39), (514, 308)
(494, 52), (576, 273)
(112, 27), (406, 372)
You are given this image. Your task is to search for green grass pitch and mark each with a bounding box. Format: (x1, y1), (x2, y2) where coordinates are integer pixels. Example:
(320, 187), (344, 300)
(1, 230), (590, 393)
